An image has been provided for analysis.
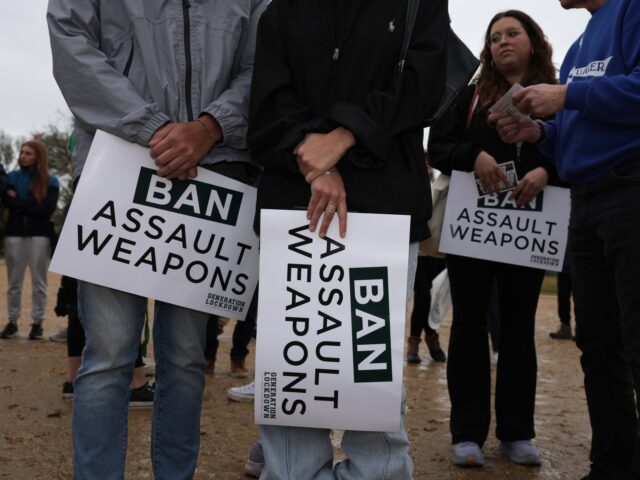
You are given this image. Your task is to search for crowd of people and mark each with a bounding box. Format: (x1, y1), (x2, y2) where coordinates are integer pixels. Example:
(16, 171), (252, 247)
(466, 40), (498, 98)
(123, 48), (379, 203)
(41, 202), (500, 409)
(1, 0), (638, 478)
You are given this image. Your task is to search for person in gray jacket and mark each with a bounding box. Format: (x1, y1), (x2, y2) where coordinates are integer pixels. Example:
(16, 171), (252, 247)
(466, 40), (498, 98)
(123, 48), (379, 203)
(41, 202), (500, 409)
(47, 1), (267, 478)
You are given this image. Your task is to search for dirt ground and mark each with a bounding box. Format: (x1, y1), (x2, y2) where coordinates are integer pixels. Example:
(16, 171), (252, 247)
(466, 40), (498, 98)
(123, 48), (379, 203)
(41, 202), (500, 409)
(0, 265), (590, 480)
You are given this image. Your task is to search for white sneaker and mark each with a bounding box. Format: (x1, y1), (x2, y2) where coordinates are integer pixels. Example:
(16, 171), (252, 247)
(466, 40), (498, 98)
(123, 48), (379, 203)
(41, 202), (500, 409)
(227, 380), (255, 402)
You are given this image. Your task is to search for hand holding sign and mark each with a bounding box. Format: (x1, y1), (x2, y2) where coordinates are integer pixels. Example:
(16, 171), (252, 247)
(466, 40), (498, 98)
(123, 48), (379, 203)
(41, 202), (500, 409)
(510, 166), (549, 207)
(473, 152), (511, 195)
(307, 168), (347, 238)
(149, 118), (221, 180)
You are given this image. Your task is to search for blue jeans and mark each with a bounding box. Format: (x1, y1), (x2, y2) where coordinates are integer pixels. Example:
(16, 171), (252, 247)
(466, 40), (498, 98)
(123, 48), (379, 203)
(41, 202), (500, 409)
(72, 281), (209, 480)
(259, 243), (419, 480)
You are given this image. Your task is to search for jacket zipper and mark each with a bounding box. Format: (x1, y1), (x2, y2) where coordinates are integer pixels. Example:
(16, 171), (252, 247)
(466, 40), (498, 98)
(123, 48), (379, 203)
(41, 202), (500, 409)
(330, 0), (343, 61)
(182, 0), (194, 121)
(122, 36), (135, 77)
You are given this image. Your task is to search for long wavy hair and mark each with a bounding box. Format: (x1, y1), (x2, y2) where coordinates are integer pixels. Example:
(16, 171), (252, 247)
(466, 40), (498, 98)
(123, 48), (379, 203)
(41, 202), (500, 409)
(20, 140), (50, 203)
(476, 10), (557, 110)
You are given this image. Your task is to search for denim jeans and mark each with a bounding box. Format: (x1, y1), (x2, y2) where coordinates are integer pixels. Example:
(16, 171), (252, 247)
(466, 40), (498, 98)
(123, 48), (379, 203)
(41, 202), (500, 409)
(569, 161), (640, 480)
(258, 243), (419, 480)
(73, 281), (209, 480)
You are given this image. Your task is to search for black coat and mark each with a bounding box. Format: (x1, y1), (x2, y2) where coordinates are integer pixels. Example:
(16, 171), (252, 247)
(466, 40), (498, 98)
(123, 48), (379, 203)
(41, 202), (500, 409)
(428, 84), (558, 184)
(248, 0), (449, 241)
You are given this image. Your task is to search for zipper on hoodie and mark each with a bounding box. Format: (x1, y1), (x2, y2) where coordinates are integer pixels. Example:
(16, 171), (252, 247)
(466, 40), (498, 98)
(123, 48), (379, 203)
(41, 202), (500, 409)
(182, 0), (194, 121)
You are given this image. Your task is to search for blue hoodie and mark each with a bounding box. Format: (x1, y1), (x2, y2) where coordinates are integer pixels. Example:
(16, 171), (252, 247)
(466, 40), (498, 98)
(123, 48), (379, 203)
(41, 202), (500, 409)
(540, 0), (640, 182)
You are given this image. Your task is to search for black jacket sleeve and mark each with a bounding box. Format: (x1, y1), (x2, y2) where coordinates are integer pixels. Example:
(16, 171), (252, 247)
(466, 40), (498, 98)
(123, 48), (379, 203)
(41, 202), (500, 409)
(428, 84), (483, 174)
(248, 2), (332, 174)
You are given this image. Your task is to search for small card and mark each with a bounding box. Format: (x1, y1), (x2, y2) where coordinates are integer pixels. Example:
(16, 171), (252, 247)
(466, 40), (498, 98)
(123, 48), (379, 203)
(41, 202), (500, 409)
(488, 83), (529, 120)
(475, 161), (518, 196)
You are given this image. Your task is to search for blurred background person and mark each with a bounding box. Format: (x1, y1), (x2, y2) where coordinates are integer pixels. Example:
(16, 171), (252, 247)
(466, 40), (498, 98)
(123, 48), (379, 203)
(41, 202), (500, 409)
(1, 140), (58, 340)
(428, 10), (558, 467)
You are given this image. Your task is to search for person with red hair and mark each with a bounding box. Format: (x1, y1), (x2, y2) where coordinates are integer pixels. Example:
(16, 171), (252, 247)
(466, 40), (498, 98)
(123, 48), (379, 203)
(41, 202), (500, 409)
(0, 141), (59, 340)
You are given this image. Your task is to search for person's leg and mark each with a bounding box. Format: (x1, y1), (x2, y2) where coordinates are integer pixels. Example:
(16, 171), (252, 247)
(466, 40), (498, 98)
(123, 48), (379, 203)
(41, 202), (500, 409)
(446, 254), (494, 448)
(333, 244), (418, 479)
(72, 282), (146, 480)
(551, 270), (574, 339)
(67, 300), (84, 382)
(231, 291), (258, 374)
(423, 257), (447, 362)
(151, 301), (208, 480)
(4, 237), (28, 325)
(336, 390), (413, 480)
(27, 237), (51, 325)
(205, 315), (219, 372)
(408, 256), (428, 363)
(494, 264), (544, 442)
(258, 425), (335, 480)
(571, 182), (637, 480)
(487, 279), (501, 353)
(557, 271), (572, 326)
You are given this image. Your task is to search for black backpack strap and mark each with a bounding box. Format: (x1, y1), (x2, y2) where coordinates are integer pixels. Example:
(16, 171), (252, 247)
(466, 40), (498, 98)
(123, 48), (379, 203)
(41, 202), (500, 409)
(396, 0), (421, 76)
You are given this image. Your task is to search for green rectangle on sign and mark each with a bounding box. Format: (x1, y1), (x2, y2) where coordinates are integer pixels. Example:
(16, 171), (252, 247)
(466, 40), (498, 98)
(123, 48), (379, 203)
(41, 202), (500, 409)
(133, 167), (243, 225)
(349, 267), (393, 383)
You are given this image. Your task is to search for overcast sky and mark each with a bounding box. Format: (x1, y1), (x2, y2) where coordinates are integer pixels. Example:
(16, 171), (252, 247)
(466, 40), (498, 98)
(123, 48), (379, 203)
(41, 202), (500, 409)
(0, 1), (591, 139)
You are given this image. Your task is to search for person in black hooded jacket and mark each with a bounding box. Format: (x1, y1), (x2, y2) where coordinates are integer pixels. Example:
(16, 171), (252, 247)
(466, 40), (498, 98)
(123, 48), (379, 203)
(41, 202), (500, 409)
(248, 0), (448, 478)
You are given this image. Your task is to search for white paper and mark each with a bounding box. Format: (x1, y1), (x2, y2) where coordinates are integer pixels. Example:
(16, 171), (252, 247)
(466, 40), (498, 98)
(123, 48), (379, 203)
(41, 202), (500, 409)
(439, 170), (570, 272)
(255, 210), (410, 431)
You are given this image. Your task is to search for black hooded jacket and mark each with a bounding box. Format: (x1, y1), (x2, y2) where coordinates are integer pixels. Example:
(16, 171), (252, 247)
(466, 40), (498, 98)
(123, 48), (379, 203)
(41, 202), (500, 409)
(248, 0), (449, 241)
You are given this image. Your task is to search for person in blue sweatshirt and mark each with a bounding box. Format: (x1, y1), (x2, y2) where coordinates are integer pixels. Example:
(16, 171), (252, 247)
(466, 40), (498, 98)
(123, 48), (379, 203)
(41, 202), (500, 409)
(490, 1), (640, 479)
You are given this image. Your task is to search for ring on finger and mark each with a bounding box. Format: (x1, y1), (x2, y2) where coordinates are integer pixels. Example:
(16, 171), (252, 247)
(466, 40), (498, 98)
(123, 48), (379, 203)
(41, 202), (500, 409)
(325, 204), (337, 213)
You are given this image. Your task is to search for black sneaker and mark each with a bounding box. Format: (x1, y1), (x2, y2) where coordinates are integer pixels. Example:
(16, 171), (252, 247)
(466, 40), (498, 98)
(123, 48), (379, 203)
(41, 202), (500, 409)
(28, 324), (44, 340)
(129, 382), (154, 408)
(62, 381), (74, 399)
(0, 323), (18, 339)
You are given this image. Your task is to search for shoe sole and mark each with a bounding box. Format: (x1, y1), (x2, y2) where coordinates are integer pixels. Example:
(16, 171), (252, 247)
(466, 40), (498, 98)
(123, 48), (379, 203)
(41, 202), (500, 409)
(128, 402), (154, 409)
(453, 455), (484, 467)
(245, 460), (264, 478)
(29, 336), (44, 340)
(227, 392), (254, 402)
(499, 444), (541, 466)
(62, 393), (74, 400)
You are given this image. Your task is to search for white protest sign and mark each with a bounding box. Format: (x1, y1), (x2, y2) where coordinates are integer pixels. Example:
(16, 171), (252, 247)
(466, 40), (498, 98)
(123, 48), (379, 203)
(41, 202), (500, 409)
(255, 210), (410, 432)
(50, 130), (259, 320)
(439, 170), (570, 272)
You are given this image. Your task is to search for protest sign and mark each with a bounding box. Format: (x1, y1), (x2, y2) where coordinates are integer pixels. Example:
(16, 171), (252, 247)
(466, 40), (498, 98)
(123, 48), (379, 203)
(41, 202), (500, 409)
(255, 210), (410, 432)
(49, 130), (259, 320)
(439, 170), (570, 271)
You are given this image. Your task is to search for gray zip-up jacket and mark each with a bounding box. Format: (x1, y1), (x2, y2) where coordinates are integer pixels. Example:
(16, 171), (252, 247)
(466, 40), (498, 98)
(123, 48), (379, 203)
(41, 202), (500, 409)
(47, 0), (268, 178)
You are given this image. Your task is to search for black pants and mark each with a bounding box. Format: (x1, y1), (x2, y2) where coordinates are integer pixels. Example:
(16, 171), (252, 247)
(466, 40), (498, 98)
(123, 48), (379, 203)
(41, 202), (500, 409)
(557, 271), (573, 326)
(570, 163), (640, 480)
(447, 254), (544, 446)
(410, 256), (446, 338)
(204, 291), (258, 361)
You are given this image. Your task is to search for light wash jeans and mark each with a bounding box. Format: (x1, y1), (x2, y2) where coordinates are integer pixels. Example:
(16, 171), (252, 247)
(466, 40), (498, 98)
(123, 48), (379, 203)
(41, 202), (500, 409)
(72, 281), (209, 480)
(259, 242), (419, 480)
(4, 236), (50, 323)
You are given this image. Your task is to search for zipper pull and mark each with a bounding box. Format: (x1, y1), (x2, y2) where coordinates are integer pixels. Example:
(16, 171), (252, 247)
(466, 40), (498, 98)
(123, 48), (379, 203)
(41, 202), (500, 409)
(332, 48), (340, 61)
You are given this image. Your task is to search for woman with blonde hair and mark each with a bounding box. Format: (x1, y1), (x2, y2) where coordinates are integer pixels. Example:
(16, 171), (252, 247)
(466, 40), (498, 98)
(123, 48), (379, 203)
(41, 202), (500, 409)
(1, 140), (59, 340)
